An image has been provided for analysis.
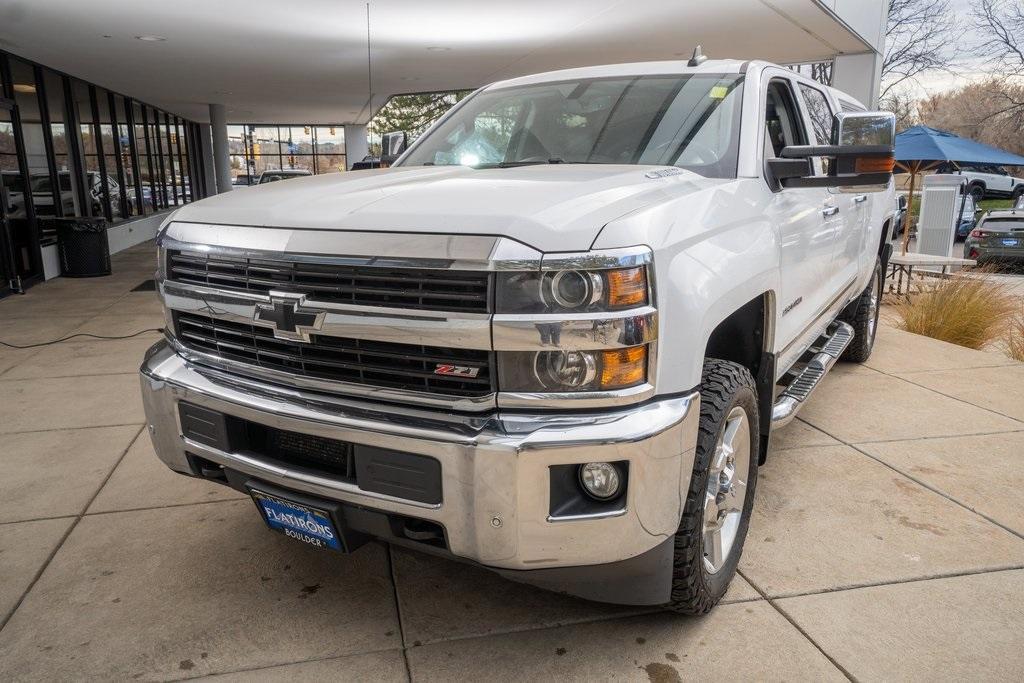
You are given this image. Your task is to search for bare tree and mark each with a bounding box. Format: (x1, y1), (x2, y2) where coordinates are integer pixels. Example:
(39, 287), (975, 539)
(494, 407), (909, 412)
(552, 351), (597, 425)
(918, 78), (1024, 157)
(972, 0), (1024, 129)
(882, 0), (955, 99)
(879, 90), (920, 131)
(974, 0), (1024, 77)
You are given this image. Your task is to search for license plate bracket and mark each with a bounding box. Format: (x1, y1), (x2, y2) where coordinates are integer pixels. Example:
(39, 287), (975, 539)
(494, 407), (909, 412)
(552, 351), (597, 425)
(248, 484), (366, 553)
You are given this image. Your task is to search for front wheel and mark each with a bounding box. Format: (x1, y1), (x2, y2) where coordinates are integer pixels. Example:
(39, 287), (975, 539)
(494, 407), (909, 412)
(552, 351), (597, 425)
(665, 359), (759, 615)
(839, 257), (882, 363)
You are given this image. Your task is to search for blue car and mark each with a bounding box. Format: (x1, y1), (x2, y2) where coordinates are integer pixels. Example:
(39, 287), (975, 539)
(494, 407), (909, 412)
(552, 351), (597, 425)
(955, 193), (978, 240)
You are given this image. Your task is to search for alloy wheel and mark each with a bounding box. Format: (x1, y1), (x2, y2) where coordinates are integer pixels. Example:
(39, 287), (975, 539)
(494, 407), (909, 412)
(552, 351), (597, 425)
(702, 406), (751, 574)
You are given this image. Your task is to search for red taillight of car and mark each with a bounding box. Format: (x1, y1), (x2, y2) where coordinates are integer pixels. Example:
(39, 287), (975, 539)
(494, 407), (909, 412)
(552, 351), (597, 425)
(970, 229), (989, 238)
(968, 247), (979, 259)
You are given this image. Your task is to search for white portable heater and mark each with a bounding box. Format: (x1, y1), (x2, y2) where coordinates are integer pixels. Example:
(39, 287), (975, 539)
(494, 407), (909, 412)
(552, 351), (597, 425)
(915, 174), (966, 258)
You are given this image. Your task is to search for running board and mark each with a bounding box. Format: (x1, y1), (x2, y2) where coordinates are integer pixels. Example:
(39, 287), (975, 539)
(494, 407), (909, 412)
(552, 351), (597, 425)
(771, 321), (854, 430)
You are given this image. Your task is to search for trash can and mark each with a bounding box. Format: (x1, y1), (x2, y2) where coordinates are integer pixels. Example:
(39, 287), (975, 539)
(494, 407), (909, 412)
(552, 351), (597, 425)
(52, 217), (111, 278)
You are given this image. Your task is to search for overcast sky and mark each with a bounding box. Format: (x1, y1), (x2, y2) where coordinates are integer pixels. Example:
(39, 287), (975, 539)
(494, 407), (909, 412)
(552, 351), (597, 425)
(892, 0), (993, 99)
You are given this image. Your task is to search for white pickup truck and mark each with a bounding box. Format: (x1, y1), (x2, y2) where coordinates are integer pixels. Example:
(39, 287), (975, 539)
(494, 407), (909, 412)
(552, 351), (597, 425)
(141, 57), (896, 613)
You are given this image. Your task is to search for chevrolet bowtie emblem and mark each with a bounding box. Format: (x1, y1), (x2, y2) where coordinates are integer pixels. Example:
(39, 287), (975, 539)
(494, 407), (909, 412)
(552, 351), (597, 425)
(254, 292), (326, 342)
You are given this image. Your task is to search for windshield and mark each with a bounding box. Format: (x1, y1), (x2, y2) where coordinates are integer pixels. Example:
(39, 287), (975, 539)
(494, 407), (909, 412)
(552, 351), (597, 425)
(982, 219), (1024, 231)
(30, 174), (72, 193)
(400, 74), (745, 178)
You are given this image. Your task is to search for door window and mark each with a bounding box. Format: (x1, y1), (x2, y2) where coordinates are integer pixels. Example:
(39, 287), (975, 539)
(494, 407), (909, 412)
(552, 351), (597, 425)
(764, 80), (807, 158)
(798, 84), (834, 174)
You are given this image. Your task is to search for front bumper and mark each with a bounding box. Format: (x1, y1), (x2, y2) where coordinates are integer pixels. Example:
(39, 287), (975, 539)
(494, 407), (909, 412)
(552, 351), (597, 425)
(140, 341), (699, 604)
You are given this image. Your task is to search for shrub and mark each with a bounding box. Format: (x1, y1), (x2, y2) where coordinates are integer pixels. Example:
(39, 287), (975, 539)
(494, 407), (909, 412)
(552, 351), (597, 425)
(1008, 303), (1024, 362)
(893, 268), (1016, 350)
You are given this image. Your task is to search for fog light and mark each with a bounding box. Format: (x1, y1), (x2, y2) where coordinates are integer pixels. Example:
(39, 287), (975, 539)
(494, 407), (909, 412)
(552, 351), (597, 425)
(579, 462), (621, 500)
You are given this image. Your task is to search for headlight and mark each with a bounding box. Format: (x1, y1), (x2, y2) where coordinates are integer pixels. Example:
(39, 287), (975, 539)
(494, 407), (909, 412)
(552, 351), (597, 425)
(496, 266), (648, 313)
(498, 345), (647, 392)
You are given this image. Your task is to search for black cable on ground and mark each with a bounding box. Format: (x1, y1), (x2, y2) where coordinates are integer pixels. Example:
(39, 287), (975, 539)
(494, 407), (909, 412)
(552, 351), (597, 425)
(0, 328), (164, 349)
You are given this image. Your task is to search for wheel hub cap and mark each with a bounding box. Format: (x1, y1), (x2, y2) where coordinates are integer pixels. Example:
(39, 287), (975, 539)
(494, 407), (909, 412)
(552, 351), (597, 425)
(702, 406), (751, 574)
(867, 269), (880, 341)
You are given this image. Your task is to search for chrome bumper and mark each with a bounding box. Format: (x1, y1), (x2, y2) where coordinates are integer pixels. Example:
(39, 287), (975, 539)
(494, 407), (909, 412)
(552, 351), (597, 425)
(140, 340), (699, 572)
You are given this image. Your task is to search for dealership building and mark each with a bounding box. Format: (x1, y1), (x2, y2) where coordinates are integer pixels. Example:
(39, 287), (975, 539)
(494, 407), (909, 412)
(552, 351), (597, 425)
(0, 0), (886, 297)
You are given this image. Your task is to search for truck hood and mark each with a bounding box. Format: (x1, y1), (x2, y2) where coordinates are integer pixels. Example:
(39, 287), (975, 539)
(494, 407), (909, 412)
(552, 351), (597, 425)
(171, 165), (727, 253)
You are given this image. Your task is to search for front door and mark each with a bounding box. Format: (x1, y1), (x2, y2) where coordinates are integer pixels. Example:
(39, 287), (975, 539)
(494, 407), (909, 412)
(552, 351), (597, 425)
(796, 82), (862, 295)
(762, 77), (838, 373)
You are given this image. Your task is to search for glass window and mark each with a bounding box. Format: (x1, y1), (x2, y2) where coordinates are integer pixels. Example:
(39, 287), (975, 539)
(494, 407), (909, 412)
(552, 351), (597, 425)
(251, 126), (281, 176)
(798, 84), (833, 174)
(798, 84), (833, 145)
(314, 126), (345, 173)
(400, 74), (745, 178)
(134, 102), (155, 214)
(282, 125), (314, 173)
(114, 95), (139, 218)
(227, 124), (254, 184)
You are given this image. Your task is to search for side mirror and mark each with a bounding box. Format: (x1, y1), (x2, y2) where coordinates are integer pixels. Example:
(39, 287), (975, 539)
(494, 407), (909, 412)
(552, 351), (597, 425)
(768, 111), (896, 190)
(380, 131), (408, 166)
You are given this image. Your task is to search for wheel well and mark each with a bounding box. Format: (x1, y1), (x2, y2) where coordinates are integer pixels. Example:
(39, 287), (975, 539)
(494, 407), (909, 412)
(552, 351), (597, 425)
(704, 293), (775, 463)
(705, 295), (767, 380)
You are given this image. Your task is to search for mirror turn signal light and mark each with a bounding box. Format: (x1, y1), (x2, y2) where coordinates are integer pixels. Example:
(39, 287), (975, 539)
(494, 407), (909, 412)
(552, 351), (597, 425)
(607, 267), (648, 307)
(854, 156), (896, 173)
(599, 346), (647, 389)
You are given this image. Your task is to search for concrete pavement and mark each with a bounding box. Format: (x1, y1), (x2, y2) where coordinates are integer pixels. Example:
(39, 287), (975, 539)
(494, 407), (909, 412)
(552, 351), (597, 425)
(2, 242), (1023, 681)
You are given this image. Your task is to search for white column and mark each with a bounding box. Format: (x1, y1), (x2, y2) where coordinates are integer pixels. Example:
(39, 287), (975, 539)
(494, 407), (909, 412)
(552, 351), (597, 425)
(197, 124), (216, 198)
(343, 124), (369, 170)
(831, 51), (884, 109)
(208, 104), (232, 193)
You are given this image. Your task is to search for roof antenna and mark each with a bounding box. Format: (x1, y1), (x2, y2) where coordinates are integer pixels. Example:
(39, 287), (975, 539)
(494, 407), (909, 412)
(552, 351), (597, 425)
(687, 45), (708, 67)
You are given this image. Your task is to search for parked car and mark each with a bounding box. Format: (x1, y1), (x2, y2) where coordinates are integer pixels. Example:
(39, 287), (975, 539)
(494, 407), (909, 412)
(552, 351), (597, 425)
(955, 193), (978, 240)
(964, 207), (1024, 267)
(232, 175), (257, 187)
(143, 58), (897, 613)
(1, 171), (27, 218)
(257, 168), (312, 184)
(936, 162), (1024, 203)
(27, 171), (121, 217)
(890, 193), (908, 240)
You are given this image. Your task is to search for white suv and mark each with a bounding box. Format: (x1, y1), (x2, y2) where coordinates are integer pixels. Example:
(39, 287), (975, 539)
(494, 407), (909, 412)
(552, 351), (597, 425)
(937, 163), (1024, 203)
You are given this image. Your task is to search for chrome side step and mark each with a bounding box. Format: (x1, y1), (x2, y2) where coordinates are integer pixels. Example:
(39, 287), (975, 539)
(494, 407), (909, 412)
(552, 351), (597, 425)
(771, 321), (854, 430)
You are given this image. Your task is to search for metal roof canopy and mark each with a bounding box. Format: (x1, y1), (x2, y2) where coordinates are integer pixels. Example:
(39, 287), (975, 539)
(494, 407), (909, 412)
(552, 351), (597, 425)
(0, 0), (886, 124)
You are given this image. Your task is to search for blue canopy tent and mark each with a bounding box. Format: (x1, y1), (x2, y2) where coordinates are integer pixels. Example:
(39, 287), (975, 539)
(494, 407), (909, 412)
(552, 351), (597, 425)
(894, 126), (1024, 253)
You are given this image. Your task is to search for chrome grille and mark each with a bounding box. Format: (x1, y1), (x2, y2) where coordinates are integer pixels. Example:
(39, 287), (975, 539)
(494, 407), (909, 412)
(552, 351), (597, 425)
(173, 312), (494, 397)
(167, 250), (491, 313)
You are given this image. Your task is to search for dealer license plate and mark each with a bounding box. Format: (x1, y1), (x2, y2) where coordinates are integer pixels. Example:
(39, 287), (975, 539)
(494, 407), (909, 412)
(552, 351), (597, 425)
(251, 489), (341, 551)
(1002, 238), (1019, 247)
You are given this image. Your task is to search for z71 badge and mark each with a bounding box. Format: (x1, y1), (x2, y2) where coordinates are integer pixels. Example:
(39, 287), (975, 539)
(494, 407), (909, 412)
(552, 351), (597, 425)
(433, 364), (480, 378)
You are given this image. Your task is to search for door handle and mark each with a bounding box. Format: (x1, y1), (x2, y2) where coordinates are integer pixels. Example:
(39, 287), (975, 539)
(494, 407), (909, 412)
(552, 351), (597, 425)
(853, 194), (868, 203)
(822, 205), (840, 217)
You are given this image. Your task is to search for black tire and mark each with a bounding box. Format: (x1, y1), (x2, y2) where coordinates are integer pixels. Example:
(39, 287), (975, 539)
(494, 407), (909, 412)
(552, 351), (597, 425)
(1013, 186), (1023, 203)
(838, 257), (882, 363)
(665, 359), (759, 615)
(969, 184), (985, 203)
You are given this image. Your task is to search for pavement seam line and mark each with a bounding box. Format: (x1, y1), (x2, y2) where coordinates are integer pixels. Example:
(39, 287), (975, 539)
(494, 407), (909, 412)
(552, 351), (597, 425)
(0, 421), (147, 436)
(746, 563), (1024, 601)
(0, 423), (145, 633)
(386, 545), (414, 682)
(792, 418), (1024, 542)
(736, 569), (857, 682)
(169, 646), (409, 682)
(856, 361), (1024, 426)
(0, 370), (143, 383)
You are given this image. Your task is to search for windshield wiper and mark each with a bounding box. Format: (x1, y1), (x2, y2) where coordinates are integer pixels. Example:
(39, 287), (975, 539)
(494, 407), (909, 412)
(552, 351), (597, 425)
(475, 158), (565, 169)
